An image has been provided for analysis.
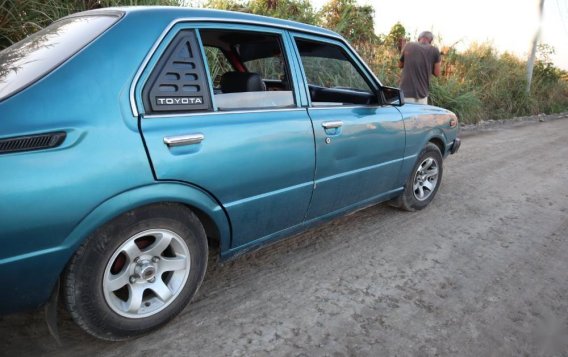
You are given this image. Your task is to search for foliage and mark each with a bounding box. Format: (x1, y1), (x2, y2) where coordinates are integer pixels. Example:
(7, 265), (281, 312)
(203, 0), (249, 12)
(204, 0), (318, 24)
(430, 43), (568, 122)
(320, 0), (376, 45)
(249, 0), (317, 24)
(384, 22), (408, 50)
(1, 0), (567, 123)
(0, 0), (180, 48)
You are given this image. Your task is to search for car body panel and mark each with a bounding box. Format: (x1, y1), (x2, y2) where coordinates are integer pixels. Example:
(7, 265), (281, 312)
(141, 110), (315, 248)
(0, 7), (459, 315)
(305, 106), (406, 218)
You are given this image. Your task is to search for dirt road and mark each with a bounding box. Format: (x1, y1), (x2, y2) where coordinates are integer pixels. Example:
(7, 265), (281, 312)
(2, 116), (568, 356)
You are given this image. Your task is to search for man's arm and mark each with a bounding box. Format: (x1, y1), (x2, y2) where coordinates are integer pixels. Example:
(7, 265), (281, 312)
(399, 45), (406, 69)
(432, 46), (441, 77)
(433, 61), (441, 77)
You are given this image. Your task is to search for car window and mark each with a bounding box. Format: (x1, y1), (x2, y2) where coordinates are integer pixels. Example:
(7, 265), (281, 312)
(0, 15), (120, 101)
(295, 38), (376, 106)
(143, 29), (213, 113)
(204, 46), (233, 89)
(200, 29), (295, 111)
(244, 56), (285, 81)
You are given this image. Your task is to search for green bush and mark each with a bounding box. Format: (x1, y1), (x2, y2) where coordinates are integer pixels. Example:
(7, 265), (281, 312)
(430, 77), (482, 124)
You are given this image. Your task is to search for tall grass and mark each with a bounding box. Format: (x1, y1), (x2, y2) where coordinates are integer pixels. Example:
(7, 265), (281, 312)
(369, 40), (568, 124)
(433, 44), (568, 123)
(0, 0), (80, 48)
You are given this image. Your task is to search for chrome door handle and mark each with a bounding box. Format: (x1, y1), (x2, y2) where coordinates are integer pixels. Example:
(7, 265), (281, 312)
(163, 133), (204, 147)
(322, 121), (343, 129)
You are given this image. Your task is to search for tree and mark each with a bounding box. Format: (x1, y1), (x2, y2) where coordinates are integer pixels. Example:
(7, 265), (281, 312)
(319, 0), (377, 47)
(204, 0), (248, 12)
(386, 22), (408, 51)
(205, 0), (318, 25)
(248, 0), (317, 25)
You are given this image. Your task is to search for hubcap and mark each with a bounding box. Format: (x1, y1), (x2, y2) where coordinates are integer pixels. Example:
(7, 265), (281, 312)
(413, 157), (439, 201)
(134, 260), (157, 281)
(103, 229), (190, 318)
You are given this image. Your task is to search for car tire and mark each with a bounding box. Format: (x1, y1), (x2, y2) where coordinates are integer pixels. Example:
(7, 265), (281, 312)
(63, 203), (207, 341)
(391, 143), (443, 211)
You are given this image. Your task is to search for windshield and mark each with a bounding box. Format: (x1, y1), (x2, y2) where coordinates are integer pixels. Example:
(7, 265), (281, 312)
(0, 14), (120, 101)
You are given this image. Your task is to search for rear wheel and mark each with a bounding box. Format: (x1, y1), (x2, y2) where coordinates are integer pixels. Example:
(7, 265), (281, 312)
(63, 203), (207, 341)
(392, 143), (443, 211)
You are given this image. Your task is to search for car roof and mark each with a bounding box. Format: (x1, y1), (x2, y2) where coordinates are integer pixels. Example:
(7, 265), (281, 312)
(77, 6), (342, 40)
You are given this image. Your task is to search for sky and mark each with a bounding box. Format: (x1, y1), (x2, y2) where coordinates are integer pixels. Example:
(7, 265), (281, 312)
(309, 0), (568, 70)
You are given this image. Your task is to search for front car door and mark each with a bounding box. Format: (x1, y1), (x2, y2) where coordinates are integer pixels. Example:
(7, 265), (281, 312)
(290, 34), (406, 219)
(135, 24), (315, 251)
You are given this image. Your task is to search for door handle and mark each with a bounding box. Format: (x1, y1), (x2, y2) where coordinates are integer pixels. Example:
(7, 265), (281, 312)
(163, 133), (204, 147)
(322, 121), (343, 129)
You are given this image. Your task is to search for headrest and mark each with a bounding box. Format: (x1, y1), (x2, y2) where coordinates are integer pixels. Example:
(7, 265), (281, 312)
(220, 72), (266, 93)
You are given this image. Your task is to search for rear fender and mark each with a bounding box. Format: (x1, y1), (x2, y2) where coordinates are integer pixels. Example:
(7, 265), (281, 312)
(63, 182), (231, 253)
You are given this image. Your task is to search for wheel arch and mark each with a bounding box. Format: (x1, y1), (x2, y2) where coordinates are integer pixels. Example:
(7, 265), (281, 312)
(62, 182), (232, 260)
(428, 136), (446, 156)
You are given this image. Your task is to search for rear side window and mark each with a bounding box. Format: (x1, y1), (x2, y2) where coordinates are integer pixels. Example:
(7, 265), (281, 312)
(204, 46), (234, 88)
(0, 14), (121, 101)
(143, 30), (212, 113)
(245, 56), (285, 81)
(200, 28), (295, 111)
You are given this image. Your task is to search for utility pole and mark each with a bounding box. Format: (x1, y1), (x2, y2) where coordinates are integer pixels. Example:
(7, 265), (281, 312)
(526, 0), (545, 94)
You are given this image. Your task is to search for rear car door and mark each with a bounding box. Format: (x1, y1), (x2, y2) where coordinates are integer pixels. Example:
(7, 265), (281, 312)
(135, 24), (315, 249)
(290, 34), (406, 219)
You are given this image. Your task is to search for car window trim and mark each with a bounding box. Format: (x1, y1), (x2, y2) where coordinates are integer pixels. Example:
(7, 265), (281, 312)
(195, 29), (218, 112)
(142, 107), (306, 119)
(308, 105), (382, 111)
(290, 33), (380, 109)
(130, 17), (383, 117)
(142, 29), (214, 114)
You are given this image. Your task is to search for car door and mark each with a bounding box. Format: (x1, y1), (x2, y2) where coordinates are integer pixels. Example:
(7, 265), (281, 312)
(135, 24), (315, 249)
(290, 34), (406, 219)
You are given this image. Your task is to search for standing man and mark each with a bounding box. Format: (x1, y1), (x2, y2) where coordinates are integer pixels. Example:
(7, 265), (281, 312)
(399, 31), (441, 104)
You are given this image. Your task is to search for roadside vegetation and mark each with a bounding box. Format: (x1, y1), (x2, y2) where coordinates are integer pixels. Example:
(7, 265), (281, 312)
(2, 0), (567, 123)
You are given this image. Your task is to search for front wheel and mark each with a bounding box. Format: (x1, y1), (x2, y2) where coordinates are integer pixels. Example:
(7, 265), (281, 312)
(63, 203), (208, 341)
(392, 143), (443, 211)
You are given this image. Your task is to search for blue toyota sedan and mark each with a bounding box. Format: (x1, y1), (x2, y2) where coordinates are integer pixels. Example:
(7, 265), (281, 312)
(0, 7), (460, 340)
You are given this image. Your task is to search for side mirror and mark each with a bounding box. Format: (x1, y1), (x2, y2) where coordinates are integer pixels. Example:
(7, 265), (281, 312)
(379, 86), (405, 106)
